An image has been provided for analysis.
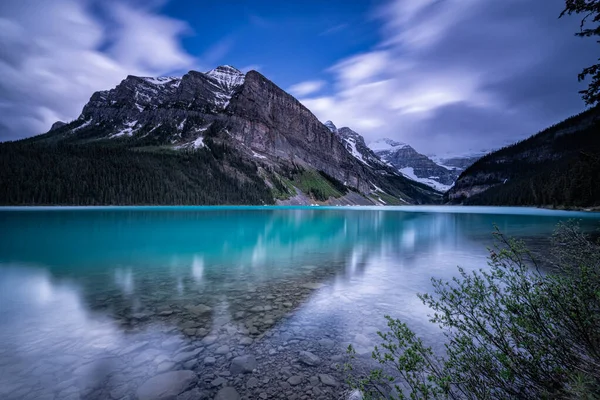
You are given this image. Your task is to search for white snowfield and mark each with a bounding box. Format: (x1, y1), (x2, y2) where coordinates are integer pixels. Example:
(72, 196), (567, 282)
(206, 65), (246, 92)
(142, 77), (180, 86)
(368, 138), (409, 152)
(206, 66), (246, 108)
(343, 137), (368, 165)
(399, 167), (452, 192)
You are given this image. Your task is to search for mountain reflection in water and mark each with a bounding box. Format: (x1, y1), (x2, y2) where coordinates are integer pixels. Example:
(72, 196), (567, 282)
(1, 207), (598, 399)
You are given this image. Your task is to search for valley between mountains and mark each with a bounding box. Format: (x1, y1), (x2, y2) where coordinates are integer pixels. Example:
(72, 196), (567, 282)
(1, 65), (598, 208)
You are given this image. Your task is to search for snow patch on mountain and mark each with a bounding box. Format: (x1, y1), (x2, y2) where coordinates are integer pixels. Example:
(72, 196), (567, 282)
(205, 66), (245, 108)
(193, 137), (204, 149)
(399, 167), (452, 192)
(343, 137), (368, 165)
(111, 120), (138, 138)
(206, 65), (245, 92)
(368, 138), (409, 152)
(142, 77), (180, 86)
(71, 118), (92, 133)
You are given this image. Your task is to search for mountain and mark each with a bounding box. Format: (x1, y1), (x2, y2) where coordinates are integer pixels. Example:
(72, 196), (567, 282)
(369, 139), (460, 192)
(324, 121), (387, 169)
(447, 107), (600, 208)
(429, 154), (485, 172)
(0, 66), (440, 206)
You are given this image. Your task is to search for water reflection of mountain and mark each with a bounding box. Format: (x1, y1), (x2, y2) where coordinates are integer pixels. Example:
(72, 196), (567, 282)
(1, 208), (596, 338)
(2, 209), (599, 400)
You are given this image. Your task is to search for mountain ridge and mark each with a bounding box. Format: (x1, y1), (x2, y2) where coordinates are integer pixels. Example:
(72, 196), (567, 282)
(2, 66), (440, 206)
(446, 106), (600, 207)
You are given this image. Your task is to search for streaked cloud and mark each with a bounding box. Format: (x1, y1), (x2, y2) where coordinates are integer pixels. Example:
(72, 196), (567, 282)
(0, 0), (195, 141)
(288, 80), (326, 97)
(300, 0), (597, 155)
(319, 23), (349, 36)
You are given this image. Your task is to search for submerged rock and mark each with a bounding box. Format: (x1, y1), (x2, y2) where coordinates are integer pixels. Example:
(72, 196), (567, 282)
(230, 355), (257, 374)
(136, 370), (196, 400)
(214, 387), (240, 400)
(319, 374), (339, 387)
(298, 351), (321, 366)
(185, 304), (212, 315)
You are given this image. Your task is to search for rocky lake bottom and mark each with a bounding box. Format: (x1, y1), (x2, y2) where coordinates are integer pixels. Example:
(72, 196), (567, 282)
(1, 263), (387, 400)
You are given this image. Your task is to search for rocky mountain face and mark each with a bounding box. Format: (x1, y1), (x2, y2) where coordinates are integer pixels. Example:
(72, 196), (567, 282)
(368, 139), (460, 192)
(71, 65), (244, 145)
(16, 65), (440, 206)
(324, 122), (387, 170)
(447, 107), (600, 208)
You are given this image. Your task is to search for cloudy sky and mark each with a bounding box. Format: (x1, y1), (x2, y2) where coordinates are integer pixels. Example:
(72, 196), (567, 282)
(0, 0), (596, 155)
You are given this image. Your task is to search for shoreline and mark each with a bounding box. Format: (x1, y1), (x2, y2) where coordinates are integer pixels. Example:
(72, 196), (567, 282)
(0, 204), (598, 217)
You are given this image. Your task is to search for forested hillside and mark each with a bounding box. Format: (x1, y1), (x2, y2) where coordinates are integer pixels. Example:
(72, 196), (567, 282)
(0, 141), (274, 205)
(447, 107), (600, 208)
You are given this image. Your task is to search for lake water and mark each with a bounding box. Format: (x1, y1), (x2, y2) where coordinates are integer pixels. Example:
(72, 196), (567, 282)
(0, 206), (598, 400)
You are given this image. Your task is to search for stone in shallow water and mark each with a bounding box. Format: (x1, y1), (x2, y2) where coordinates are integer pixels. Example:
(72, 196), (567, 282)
(230, 355), (257, 374)
(298, 351), (321, 366)
(319, 374), (339, 387)
(318, 338), (335, 349)
(132, 348), (162, 366)
(119, 341), (148, 356)
(238, 337), (253, 346)
(287, 375), (303, 386)
(300, 282), (325, 290)
(196, 328), (208, 337)
(214, 387), (240, 400)
(185, 304), (212, 315)
(73, 357), (119, 389)
(136, 370), (196, 400)
(202, 336), (218, 345)
(204, 356), (216, 366)
(215, 345), (229, 355)
(246, 377), (259, 388)
(177, 388), (205, 400)
(157, 361), (176, 373)
(211, 377), (226, 387)
(173, 348), (201, 363)
(109, 384), (129, 399)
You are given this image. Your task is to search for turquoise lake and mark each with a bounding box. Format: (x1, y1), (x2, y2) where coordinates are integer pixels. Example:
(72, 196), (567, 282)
(0, 206), (599, 399)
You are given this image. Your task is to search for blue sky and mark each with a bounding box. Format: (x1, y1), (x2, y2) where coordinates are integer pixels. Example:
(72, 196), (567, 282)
(0, 0), (597, 154)
(162, 0), (381, 87)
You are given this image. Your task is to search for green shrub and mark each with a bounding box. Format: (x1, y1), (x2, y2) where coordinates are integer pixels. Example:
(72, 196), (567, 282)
(346, 223), (600, 399)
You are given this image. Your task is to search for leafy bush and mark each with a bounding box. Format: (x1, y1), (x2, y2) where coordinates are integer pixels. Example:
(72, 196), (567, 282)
(346, 223), (600, 399)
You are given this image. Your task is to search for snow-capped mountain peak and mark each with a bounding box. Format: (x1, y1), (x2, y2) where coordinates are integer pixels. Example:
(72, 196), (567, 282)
(368, 137), (473, 193)
(368, 138), (410, 152)
(206, 65), (245, 92)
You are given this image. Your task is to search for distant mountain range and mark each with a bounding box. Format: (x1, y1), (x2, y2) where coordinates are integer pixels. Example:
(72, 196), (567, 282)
(0, 66), (440, 206)
(323, 121), (481, 192)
